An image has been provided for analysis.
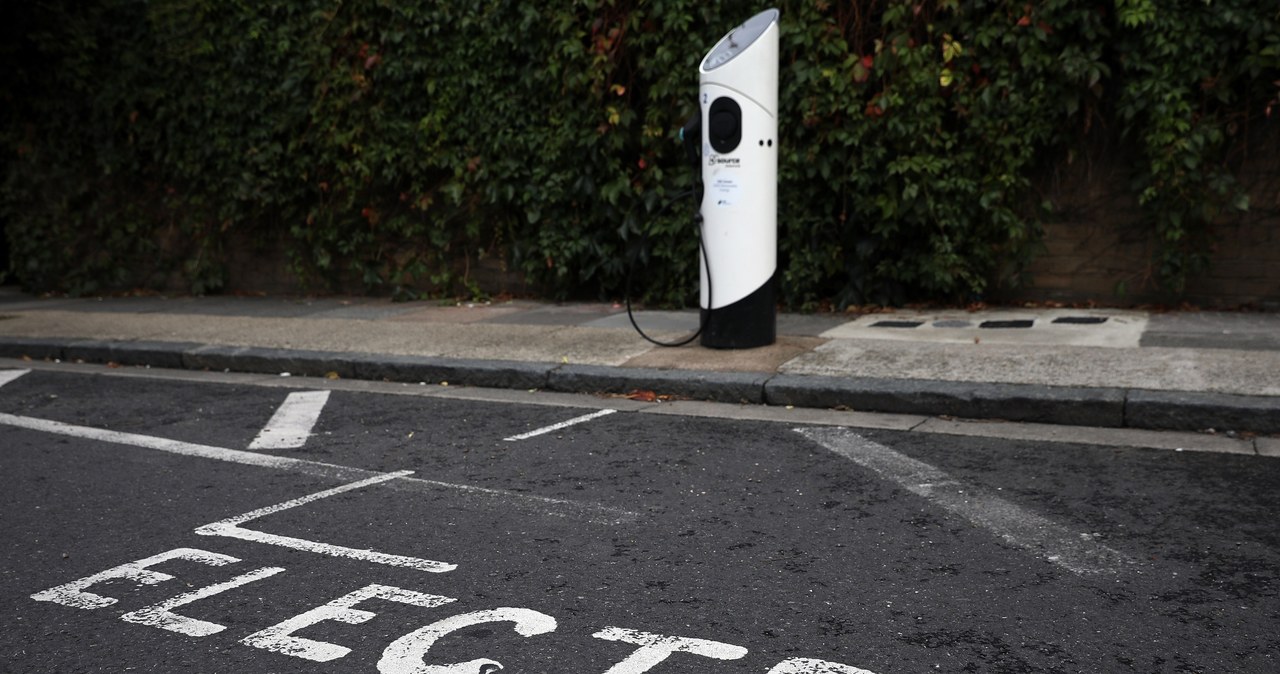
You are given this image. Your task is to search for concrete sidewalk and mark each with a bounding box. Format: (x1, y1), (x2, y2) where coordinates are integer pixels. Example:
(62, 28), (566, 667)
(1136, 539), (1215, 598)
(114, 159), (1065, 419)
(0, 288), (1277, 434)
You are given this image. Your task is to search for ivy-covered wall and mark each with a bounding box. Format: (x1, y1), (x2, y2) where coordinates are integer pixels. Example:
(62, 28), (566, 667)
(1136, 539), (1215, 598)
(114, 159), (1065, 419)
(2, 1), (1277, 307)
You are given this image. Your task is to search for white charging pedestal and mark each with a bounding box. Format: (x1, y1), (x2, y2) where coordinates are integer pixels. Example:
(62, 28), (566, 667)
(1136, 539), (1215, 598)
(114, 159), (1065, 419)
(697, 8), (779, 349)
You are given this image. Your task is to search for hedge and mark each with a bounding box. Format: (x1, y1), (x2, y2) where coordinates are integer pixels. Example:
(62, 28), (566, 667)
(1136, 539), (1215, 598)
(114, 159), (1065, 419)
(2, 1), (1277, 307)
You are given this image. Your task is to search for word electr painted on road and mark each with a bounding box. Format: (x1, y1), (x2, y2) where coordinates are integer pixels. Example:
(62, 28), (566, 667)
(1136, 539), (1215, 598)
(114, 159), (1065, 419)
(7, 371), (877, 672)
(32, 546), (881, 673)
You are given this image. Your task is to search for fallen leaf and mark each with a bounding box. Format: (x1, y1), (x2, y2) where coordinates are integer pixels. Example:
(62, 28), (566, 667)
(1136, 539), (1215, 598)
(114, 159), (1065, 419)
(325, 371), (340, 380)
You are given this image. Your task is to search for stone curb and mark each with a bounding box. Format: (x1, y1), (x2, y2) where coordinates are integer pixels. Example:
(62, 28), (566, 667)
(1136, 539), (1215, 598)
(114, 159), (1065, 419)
(66, 339), (200, 370)
(1125, 389), (1280, 434)
(2, 336), (1278, 435)
(549, 364), (769, 404)
(180, 345), (553, 391)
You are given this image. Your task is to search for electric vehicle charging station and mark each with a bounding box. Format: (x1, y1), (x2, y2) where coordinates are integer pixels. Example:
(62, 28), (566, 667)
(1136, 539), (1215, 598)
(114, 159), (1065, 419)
(698, 8), (780, 349)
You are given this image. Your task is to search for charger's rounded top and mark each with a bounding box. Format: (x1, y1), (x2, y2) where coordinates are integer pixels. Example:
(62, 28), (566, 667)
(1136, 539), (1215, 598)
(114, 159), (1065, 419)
(700, 9), (780, 72)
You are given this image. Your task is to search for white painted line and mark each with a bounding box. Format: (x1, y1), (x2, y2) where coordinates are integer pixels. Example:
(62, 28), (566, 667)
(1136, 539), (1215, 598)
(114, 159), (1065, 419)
(0, 368), (30, 388)
(31, 548), (240, 610)
(795, 427), (1135, 575)
(250, 390), (331, 450)
(242, 584), (457, 662)
(0, 411), (366, 477)
(505, 408), (617, 441)
(195, 472), (458, 573)
(120, 565), (287, 636)
(0, 411), (640, 525)
(591, 626), (747, 673)
(380, 607), (558, 673)
(768, 658), (878, 674)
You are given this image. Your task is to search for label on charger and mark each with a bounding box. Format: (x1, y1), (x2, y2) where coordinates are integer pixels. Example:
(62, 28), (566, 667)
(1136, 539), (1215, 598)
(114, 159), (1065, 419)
(710, 176), (741, 207)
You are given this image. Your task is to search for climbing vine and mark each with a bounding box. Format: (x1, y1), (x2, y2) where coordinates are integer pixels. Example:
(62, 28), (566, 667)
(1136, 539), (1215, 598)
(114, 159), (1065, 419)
(2, 1), (1276, 305)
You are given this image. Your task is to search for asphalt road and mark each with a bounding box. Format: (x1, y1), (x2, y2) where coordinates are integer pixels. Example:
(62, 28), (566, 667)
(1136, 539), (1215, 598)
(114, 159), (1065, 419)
(1, 366), (1277, 673)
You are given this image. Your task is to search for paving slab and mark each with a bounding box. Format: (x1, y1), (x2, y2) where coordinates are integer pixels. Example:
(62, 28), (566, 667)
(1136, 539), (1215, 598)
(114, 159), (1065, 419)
(1141, 311), (1280, 351)
(621, 335), (825, 372)
(306, 299), (422, 320)
(385, 303), (527, 323)
(481, 301), (629, 326)
(819, 308), (1148, 347)
(583, 309), (700, 332)
(0, 311), (656, 366)
(779, 338), (1280, 396)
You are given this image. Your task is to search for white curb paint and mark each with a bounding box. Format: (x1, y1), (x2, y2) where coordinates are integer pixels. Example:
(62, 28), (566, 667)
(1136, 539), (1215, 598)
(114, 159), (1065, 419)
(120, 565), (286, 636)
(795, 427), (1135, 575)
(195, 471), (458, 573)
(250, 390), (331, 450)
(504, 408), (617, 441)
(0, 368), (30, 388)
(0, 412), (640, 524)
(242, 584), (457, 662)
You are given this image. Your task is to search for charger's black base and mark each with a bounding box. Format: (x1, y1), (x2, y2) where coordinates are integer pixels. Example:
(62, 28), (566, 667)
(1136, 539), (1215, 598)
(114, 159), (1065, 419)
(700, 274), (776, 349)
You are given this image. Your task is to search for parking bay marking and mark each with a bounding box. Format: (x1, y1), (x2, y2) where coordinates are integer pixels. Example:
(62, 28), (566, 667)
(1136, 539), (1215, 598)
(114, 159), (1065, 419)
(7, 395), (890, 672)
(0, 368), (30, 388)
(0, 411), (640, 526)
(796, 426), (1135, 575)
(249, 390), (331, 450)
(195, 471), (457, 572)
(504, 408), (617, 441)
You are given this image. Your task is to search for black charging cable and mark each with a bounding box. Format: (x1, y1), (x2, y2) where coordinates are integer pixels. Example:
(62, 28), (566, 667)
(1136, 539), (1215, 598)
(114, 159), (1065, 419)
(624, 114), (713, 347)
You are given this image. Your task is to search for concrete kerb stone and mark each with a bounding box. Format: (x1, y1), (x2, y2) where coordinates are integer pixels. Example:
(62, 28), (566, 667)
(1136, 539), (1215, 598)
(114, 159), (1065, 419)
(181, 345), (363, 379)
(65, 339), (198, 370)
(763, 374), (1126, 428)
(181, 346), (553, 391)
(4, 335), (1280, 435)
(349, 353), (552, 390)
(549, 364), (769, 404)
(0, 336), (76, 361)
(1124, 389), (1280, 434)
